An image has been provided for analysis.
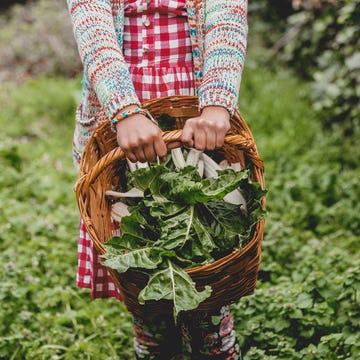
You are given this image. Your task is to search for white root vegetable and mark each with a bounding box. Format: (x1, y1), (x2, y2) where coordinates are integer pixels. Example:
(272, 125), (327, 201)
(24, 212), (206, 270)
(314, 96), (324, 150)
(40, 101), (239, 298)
(171, 148), (186, 168)
(219, 159), (231, 169)
(200, 153), (248, 215)
(224, 191), (248, 216)
(186, 149), (202, 166)
(200, 153), (222, 178)
(126, 159), (150, 172)
(105, 188), (144, 198)
(197, 159), (204, 178)
(111, 202), (130, 221)
(231, 162), (242, 171)
(186, 149), (205, 176)
(136, 161), (149, 169)
(126, 159), (137, 172)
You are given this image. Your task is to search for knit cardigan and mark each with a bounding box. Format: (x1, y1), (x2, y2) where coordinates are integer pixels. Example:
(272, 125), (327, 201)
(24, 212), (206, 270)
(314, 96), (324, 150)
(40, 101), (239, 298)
(67, 0), (248, 125)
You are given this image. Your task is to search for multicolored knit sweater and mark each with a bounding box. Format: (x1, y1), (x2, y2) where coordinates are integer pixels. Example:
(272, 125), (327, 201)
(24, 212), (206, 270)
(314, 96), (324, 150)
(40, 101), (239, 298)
(67, 0), (248, 129)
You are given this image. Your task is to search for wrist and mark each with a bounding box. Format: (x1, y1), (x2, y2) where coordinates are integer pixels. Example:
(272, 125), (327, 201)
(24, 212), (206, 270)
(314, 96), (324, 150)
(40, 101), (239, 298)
(112, 106), (158, 133)
(115, 104), (139, 116)
(201, 105), (230, 120)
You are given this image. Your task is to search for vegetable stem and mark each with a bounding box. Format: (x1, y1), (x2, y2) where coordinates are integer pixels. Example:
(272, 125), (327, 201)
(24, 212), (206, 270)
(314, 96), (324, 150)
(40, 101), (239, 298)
(185, 205), (194, 243)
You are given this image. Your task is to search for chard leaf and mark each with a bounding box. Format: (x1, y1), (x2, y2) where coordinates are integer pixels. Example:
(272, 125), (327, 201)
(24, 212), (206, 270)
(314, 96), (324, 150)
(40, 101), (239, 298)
(196, 201), (247, 250)
(130, 165), (167, 193)
(160, 168), (249, 204)
(144, 198), (186, 219)
(104, 236), (126, 251)
(243, 181), (268, 213)
(122, 201), (161, 242)
(194, 169), (249, 203)
(119, 216), (155, 246)
(190, 217), (216, 260)
(203, 201), (247, 232)
(150, 247), (201, 268)
(143, 197), (215, 262)
(138, 260), (212, 318)
(102, 246), (160, 273)
(153, 205), (195, 250)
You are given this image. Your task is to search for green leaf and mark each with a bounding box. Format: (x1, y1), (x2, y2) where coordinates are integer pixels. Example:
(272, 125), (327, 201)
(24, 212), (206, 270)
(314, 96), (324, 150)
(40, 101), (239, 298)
(138, 260), (212, 318)
(150, 202), (216, 263)
(196, 201), (247, 251)
(163, 168), (250, 204)
(198, 169), (249, 202)
(145, 198), (186, 219)
(153, 205), (195, 250)
(130, 165), (167, 193)
(150, 247), (198, 267)
(119, 216), (155, 246)
(102, 246), (161, 273)
(296, 293), (313, 309)
(191, 217), (216, 260)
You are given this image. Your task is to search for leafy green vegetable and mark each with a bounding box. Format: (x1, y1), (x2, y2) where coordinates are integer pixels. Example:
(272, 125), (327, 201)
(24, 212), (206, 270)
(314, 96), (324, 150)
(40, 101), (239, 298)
(103, 163), (266, 318)
(102, 244), (160, 273)
(196, 201), (247, 253)
(138, 260), (212, 320)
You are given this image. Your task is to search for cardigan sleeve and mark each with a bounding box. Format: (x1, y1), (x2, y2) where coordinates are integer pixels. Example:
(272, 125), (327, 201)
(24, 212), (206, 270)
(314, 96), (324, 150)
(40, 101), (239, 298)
(66, 0), (140, 119)
(198, 0), (248, 115)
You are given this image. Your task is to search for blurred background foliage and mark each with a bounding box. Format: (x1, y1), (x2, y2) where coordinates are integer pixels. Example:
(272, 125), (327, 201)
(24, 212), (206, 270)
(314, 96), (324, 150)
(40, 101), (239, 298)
(0, 0), (82, 82)
(257, 0), (360, 135)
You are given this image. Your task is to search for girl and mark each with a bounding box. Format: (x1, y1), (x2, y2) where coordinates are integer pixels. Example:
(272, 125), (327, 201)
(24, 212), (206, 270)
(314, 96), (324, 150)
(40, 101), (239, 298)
(67, 0), (248, 358)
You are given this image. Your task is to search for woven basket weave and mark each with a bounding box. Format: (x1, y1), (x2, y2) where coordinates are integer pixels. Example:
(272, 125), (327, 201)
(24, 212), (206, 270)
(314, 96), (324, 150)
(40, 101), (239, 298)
(75, 95), (265, 318)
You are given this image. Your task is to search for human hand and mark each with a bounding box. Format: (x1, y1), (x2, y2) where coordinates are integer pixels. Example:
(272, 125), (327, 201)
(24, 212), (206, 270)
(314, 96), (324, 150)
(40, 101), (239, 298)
(181, 106), (231, 150)
(115, 106), (167, 163)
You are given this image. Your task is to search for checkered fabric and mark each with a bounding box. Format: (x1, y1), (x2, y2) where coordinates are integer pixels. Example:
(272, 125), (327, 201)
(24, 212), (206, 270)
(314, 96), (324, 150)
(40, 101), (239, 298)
(124, 0), (195, 102)
(76, 0), (195, 299)
(77, 220), (122, 299)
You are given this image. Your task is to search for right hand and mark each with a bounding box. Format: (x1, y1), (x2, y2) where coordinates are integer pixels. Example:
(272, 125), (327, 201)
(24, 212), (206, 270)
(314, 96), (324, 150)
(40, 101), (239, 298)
(115, 107), (167, 163)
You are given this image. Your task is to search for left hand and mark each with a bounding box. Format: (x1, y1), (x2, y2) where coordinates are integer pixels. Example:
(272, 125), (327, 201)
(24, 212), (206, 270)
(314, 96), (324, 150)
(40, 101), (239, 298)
(181, 106), (231, 150)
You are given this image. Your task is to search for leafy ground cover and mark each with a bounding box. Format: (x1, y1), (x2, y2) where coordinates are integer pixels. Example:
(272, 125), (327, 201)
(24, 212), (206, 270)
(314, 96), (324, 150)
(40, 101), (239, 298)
(233, 55), (360, 359)
(0, 54), (359, 360)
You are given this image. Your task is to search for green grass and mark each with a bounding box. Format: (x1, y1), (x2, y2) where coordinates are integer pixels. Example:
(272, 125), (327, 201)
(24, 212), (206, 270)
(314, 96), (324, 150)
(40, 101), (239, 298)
(0, 77), (134, 359)
(236, 63), (359, 359)
(0, 65), (359, 358)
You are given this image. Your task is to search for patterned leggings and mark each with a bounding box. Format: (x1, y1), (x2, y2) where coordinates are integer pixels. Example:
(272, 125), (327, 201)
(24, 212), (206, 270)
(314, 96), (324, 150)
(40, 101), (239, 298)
(133, 305), (240, 360)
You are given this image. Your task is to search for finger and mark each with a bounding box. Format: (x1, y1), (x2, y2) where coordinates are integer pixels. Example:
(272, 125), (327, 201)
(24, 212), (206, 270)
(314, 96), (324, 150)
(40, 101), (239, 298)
(154, 138), (168, 159)
(181, 123), (195, 148)
(215, 134), (226, 148)
(123, 134), (142, 162)
(117, 137), (137, 163)
(193, 130), (206, 151)
(135, 147), (147, 163)
(124, 150), (137, 163)
(205, 130), (216, 150)
(143, 143), (157, 163)
(215, 125), (229, 148)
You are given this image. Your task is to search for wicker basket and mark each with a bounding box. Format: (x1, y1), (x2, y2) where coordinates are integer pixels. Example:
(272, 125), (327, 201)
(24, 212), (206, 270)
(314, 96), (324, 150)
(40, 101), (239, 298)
(75, 95), (265, 318)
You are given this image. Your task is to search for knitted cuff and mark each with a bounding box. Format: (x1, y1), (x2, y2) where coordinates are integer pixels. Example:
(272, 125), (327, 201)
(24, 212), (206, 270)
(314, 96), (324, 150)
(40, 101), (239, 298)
(198, 86), (238, 117)
(105, 94), (141, 121)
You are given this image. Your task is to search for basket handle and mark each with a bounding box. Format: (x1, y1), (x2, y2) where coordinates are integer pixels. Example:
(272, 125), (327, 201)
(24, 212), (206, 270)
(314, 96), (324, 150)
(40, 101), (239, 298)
(80, 130), (263, 192)
(162, 130), (264, 170)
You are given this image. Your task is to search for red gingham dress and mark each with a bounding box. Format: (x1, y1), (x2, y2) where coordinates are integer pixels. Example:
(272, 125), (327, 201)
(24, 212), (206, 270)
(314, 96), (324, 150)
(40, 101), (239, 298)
(76, 0), (195, 299)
